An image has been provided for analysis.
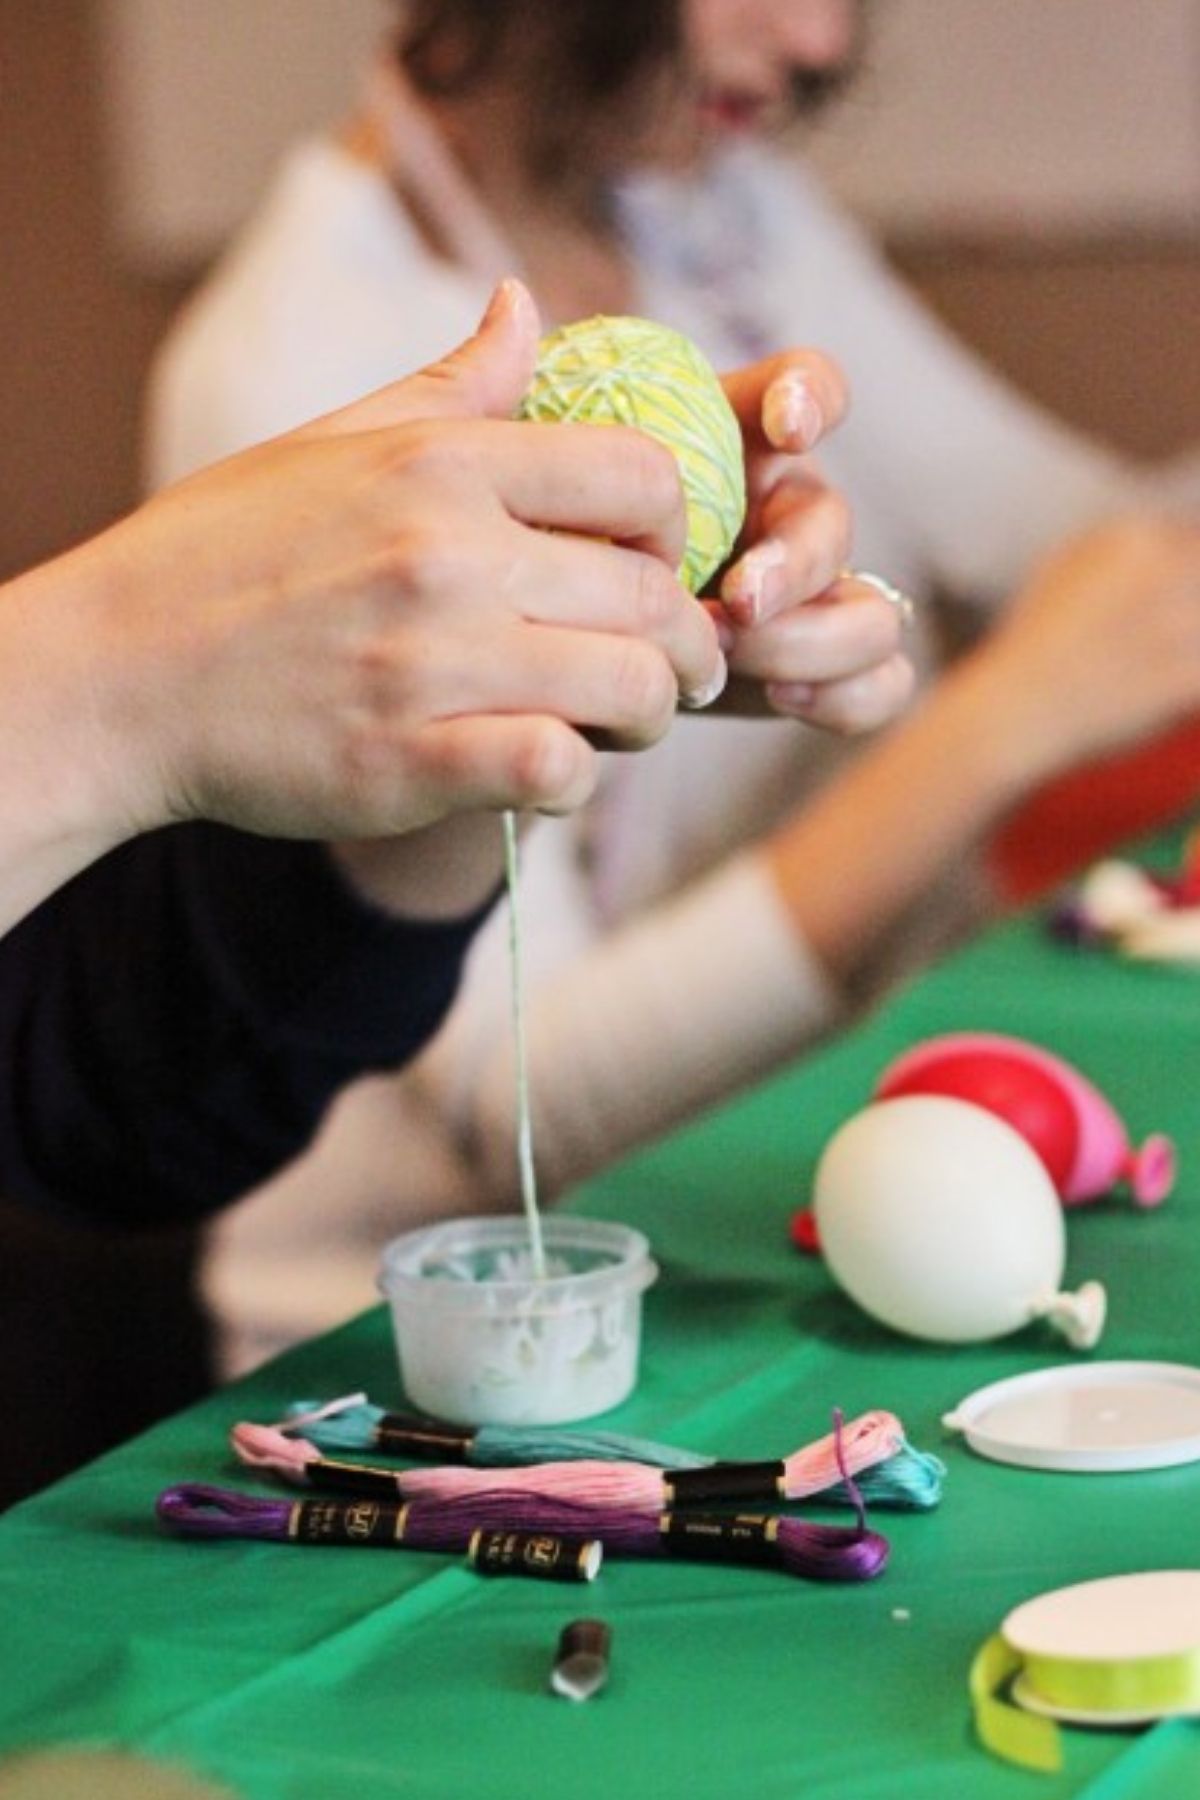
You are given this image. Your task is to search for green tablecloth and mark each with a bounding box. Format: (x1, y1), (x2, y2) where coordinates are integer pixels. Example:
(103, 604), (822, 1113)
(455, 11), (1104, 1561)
(2, 831), (1199, 1798)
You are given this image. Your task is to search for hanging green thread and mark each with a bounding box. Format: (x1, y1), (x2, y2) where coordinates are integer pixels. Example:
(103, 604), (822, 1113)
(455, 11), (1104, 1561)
(503, 809), (546, 1278)
(505, 315), (746, 1279)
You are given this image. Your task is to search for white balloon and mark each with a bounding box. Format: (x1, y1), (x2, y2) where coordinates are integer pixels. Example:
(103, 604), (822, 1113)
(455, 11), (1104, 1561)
(812, 1096), (1105, 1347)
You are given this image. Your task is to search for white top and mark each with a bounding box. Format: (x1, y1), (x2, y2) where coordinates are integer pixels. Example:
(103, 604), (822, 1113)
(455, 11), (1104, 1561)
(145, 124), (1186, 1376)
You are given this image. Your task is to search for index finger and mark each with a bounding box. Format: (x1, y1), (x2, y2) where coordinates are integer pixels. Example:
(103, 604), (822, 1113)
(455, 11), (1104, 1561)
(720, 350), (849, 457)
(467, 418), (689, 572)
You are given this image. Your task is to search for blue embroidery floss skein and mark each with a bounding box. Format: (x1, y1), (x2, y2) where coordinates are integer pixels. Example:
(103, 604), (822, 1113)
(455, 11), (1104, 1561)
(279, 1396), (945, 1511)
(239, 1408), (944, 1512)
(282, 1394), (708, 1471)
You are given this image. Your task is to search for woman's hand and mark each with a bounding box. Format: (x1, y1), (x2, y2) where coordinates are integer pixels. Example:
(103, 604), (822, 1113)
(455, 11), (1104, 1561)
(711, 351), (915, 732)
(89, 280), (723, 843)
(966, 516), (1200, 786)
(2, 281), (725, 931)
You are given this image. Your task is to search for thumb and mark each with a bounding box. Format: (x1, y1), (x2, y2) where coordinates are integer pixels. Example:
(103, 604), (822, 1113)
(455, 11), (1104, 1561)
(407, 277), (542, 421)
(298, 278), (541, 440)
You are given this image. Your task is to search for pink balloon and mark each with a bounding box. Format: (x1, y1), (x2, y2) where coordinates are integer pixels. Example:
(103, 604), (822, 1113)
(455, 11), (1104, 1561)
(876, 1032), (1174, 1209)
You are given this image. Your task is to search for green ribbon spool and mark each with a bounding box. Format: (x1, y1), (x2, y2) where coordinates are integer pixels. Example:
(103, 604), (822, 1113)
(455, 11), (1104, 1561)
(972, 1636), (1064, 1775)
(970, 1572), (1200, 1773)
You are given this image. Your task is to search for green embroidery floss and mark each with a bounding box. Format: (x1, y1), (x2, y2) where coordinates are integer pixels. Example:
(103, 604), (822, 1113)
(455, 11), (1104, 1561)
(519, 314), (747, 594)
(506, 316), (747, 1282)
(503, 807), (545, 1279)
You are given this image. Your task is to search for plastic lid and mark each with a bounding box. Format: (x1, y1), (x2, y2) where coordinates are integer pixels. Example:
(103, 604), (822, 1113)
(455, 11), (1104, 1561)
(942, 1360), (1200, 1471)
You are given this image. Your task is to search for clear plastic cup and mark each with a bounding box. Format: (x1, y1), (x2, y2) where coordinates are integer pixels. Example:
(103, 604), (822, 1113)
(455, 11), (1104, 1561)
(377, 1215), (658, 1425)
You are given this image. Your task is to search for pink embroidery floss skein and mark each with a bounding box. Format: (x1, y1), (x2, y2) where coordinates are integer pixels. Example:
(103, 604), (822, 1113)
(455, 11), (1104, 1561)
(156, 1484), (889, 1582)
(231, 1408), (906, 1510)
(278, 1395), (945, 1510)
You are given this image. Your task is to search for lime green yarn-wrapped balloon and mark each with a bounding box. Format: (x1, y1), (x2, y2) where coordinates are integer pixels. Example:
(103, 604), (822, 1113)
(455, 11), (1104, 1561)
(520, 314), (746, 595)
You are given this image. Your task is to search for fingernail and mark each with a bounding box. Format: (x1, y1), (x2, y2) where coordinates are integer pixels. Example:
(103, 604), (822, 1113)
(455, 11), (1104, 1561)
(484, 275), (535, 333)
(481, 279), (510, 328)
(681, 651), (729, 711)
(763, 371), (823, 450)
(722, 539), (787, 626)
(766, 679), (816, 714)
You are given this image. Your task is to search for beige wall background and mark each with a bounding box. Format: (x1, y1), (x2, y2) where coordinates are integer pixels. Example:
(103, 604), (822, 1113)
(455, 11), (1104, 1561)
(2, 0), (1200, 581)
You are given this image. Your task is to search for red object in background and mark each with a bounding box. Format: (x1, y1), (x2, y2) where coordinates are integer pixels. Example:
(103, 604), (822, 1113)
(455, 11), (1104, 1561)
(875, 1031), (1174, 1209)
(790, 1207), (822, 1254)
(788, 1023), (1174, 1257)
(878, 1041), (1077, 1191)
(1174, 829), (1200, 904)
(988, 715), (1200, 905)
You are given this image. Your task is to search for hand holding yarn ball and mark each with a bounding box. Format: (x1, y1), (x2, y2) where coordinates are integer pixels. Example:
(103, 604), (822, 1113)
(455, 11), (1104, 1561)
(520, 314), (747, 600)
(521, 316), (914, 735)
(812, 1096), (1106, 1349)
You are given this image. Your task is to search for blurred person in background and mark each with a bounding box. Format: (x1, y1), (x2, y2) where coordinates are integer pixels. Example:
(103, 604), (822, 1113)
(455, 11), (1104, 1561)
(146, 0), (1200, 1375)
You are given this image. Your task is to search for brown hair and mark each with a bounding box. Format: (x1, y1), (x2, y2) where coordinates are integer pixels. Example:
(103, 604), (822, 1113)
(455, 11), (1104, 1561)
(396, 1), (865, 183)
(400, 1), (680, 107)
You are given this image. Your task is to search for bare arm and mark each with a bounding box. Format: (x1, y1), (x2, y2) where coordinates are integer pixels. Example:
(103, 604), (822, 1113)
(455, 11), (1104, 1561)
(766, 518), (1200, 983)
(0, 281), (724, 937)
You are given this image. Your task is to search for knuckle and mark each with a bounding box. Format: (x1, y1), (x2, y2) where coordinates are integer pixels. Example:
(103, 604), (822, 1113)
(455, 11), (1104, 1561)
(507, 719), (586, 806)
(374, 420), (441, 483)
(376, 422), (481, 512)
(407, 719), (464, 785)
(350, 627), (423, 714)
(812, 655), (914, 737)
(333, 719), (401, 821)
(858, 655), (916, 729)
(826, 490), (854, 561)
(387, 525), (475, 606)
(627, 432), (683, 519)
(631, 553), (684, 635)
(612, 639), (677, 732)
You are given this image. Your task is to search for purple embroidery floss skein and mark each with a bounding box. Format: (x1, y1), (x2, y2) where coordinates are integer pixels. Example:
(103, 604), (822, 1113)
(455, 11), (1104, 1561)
(156, 1485), (888, 1582)
(155, 1485), (602, 1583)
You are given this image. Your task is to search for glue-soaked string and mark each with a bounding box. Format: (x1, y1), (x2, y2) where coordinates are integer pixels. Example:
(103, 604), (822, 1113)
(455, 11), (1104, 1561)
(523, 320), (745, 596)
(504, 810), (546, 1279)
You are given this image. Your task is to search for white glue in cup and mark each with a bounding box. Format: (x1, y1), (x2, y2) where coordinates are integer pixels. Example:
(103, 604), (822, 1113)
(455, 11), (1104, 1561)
(377, 1216), (658, 1425)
